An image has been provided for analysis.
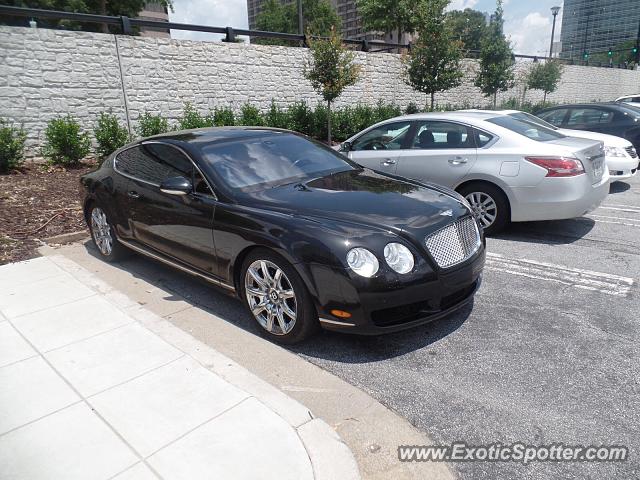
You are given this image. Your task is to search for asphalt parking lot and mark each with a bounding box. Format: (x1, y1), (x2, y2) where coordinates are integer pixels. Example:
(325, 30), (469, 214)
(70, 175), (639, 479)
(292, 175), (640, 479)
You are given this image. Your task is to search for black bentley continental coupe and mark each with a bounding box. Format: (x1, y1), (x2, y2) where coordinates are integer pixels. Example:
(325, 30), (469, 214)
(81, 128), (485, 343)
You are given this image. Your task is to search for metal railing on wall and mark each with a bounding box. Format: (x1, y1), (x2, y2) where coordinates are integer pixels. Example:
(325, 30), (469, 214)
(0, 5), (635, 69)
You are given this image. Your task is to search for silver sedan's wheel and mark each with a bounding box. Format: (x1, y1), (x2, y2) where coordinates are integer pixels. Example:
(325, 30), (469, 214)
(244, 259), (297, 336)
(90, 207), (113, 256)
(465, 191), (497, 229)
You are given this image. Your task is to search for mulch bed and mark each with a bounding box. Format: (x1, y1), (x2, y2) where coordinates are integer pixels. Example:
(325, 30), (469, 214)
(0, 161), (97, 265)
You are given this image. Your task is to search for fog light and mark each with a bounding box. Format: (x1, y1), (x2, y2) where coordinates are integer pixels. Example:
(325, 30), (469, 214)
(330, 309), (352, 319)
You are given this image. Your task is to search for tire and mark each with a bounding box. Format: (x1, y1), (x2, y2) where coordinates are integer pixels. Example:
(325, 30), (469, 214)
(88, 204), (128, 262)
(240, 249), (319, 344)
(458, 182), (510, 235)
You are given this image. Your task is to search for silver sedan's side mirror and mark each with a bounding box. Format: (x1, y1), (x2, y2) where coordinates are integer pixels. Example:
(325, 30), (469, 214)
(340, 141), (352, 152)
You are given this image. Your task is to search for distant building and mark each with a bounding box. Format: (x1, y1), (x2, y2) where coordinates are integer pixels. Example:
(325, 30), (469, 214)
(560, 0), (640, 59)
(138, 1), (170, 38)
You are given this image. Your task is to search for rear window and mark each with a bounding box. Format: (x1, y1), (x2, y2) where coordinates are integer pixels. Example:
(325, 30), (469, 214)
(487, 116), (566, 142)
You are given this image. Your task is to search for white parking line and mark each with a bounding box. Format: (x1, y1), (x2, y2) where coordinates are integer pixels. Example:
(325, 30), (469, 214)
(586, 214), (640, 228)
(485, 253), (634, 297)
(600, 205), (640, 214)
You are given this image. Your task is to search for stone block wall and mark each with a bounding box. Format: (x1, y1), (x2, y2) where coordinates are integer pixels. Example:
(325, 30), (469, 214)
(1, 25), (639, 156)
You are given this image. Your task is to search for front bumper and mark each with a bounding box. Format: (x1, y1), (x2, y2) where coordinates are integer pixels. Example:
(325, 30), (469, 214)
(310, 247), (485, 335)
(509, 172), (610, 222)
(608, 157), (638, 180)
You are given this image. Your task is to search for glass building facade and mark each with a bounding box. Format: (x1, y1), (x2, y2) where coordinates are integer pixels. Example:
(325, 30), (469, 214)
(560, 0), (640, 59)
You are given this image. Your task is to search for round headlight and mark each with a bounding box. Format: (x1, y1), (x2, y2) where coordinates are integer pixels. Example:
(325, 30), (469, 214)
(384, 243), (414, 274)
(346, 248), (379, 277)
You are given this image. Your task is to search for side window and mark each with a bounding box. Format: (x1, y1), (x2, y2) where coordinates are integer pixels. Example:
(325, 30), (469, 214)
(475, 129), (494, 147)
(566, 108), (613, 126)
(115, 143), (191, 185)
(410, 121), (474, 149)
(351, 121), (412, 151)
(538, 109), (567, 126)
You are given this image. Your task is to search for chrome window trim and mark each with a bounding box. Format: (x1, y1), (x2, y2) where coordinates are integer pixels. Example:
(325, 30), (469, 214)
(113, 141), (218, 200)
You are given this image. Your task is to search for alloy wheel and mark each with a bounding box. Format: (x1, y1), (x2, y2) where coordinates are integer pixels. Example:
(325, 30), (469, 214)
(90, 207), (113, 256)
(245, 259), (297, 335)
(465, 192), (497, 229)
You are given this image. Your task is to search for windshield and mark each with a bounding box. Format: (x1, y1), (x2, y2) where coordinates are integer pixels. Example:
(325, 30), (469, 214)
(201, 133), (357, 190)
(487, 115), (566, 141)
(508, 112), (559, 131)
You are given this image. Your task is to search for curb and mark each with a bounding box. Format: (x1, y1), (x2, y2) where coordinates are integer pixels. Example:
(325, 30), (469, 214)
(47, 254), (361, 480)
(43, 230), (90, 245)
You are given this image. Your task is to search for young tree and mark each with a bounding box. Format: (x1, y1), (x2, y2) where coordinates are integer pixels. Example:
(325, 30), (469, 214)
(357, 0), (421, 48)
(404, 0), (464, 111)
(304, 27), (361, 144)
(526, 61), (563, 103)
(255, 0), (340, 46)
(445, 8), (488, 53)
(474, 0), (514, 108)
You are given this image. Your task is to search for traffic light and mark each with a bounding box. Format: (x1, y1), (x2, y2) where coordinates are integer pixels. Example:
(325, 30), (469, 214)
(633, 46), (639, 55)
(608, 48), (613, 57)
(583, 50), (589, 60)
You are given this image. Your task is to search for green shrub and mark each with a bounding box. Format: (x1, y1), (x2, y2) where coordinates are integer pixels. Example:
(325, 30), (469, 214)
(41, 115), (91, 166)
(286, 102), (314, 136)
(0, 119), (27, 173)
(405, 102), (420, 114)
(94, 112), (129, 159)
(331, 106), (353, 142)
(238, 104), (264, 126)
(177, 102), (214, 130)
(311, 103), (329, 141)
(372, 100), (402, 124)
(265, 101), (289, 129)
(213, 107), (235, 126)
(136, 112), (169, 138)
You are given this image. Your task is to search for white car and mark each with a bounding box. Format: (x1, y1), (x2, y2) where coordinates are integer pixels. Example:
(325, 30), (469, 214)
(615, 94), (640, 109)
(466, 110), (638, 181)
(338, 112), (609, 234)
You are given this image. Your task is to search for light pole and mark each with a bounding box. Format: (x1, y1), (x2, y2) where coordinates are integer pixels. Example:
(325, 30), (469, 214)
(297, 0), (303, 35)
(549, 6), (560, 58)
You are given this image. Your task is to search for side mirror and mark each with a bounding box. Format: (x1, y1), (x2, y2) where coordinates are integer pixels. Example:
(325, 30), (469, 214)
(160, 176), (192, 196)
(340, 141), (352, 152)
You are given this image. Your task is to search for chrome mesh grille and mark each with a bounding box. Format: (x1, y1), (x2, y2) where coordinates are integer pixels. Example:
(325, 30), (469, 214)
(625, 146), (638, 159)
(424, 217), (481, 269)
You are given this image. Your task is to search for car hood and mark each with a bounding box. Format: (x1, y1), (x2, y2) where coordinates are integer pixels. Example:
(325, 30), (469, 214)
(242, 168), (470, 239)
(557, 128), (632, 148)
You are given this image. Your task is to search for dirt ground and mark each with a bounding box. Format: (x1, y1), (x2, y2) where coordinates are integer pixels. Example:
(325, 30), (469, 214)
(0, 162), (96, 265)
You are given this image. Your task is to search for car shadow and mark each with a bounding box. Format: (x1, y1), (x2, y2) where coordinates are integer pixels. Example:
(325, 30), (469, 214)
(492, 216), (596, 245)
(609, 181), (630, 194)
(81, 240), (470, 361)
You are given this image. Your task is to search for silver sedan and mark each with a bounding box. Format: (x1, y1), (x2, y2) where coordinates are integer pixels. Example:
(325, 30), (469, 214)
(339, 112), (610, 234)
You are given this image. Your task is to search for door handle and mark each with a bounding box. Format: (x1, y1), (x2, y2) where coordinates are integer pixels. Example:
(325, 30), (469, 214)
(381, 158), (396, 166)
(448, 156), (468, 165)
(127, 191), (140, 199)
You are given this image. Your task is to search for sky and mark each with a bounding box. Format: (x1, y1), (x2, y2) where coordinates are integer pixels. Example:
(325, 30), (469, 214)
(169, 0), (565, 56)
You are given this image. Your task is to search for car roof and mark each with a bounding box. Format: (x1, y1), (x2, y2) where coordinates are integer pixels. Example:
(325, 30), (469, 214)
(142, 126), (293, 146)
(393, 111), (502, 121)
(539, 102), (624, 110)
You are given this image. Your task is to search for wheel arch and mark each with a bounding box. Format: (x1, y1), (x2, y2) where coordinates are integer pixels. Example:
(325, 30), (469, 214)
(454, 178), (513, 220)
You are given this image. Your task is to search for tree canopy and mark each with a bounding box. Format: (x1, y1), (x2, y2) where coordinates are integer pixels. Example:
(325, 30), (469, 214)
(404, 0), (464, 111)
(356, 0), (421, 43)
(474, 0), (514, 107)
(2, 0), (173, 32)
(304, 27), (361, 144)
(527, 61), (563, 102)
(254, 0), (341, 46)
(445, 8), (487, 53)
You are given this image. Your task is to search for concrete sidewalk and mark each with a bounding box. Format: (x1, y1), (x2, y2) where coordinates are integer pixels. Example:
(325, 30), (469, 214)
(0, 256), (360, 480)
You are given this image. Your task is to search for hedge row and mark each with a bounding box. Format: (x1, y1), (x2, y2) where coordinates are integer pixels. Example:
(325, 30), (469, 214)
(0, 98), (555, 172)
